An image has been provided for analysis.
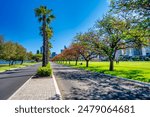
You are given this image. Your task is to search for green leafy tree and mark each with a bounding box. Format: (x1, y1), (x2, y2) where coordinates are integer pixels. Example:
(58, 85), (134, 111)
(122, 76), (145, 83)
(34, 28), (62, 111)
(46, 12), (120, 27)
(35, 6), (55, 67)
(74, 31), (98, 67)
(110, 0), (149, 19)
(2, 41), (17, 65)
(32, 54), (42, 62)
(110, 0), (150, 36)
(27, 51), (33, 61)
(15, 43), (27, 64)
(0, 36), (4, 59)
(0, 37), (28, 65)
(94, 15), (148, 71)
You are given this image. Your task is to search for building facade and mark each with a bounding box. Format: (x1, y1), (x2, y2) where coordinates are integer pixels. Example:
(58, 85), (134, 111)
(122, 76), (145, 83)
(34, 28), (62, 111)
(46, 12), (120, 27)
(116, 46), (150, 59)
(51, 52), (57, 58)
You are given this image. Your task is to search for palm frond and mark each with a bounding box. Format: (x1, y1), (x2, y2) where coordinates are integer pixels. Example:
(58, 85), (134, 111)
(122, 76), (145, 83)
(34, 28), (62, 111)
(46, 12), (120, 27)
(34, 8), (42, 17)
(38, 17), (43, 22)
(47, 15), (55, 24)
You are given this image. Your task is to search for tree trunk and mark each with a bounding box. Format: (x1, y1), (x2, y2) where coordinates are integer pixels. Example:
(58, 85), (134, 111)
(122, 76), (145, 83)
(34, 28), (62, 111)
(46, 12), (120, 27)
(109, 60), (114, 71)
(42, 39), (46, 67)
(42, 15), (47, 67)
(86, 60), (89, 67)
(20, 60), (23, 65)
(75, 60), (78, 65)
(11, 61), (14, 65)
(9, 61), (11, 66)
(45, 34), (49, 65)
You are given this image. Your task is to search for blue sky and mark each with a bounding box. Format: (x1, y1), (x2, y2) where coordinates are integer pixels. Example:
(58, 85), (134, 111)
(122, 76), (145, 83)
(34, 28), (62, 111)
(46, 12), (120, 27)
(0, 0), (109, 54)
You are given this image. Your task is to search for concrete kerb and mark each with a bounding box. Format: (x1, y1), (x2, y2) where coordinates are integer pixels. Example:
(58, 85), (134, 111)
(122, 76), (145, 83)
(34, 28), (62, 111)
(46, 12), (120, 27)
(7, 75), (34, 100)
(52, 72), (62, 100)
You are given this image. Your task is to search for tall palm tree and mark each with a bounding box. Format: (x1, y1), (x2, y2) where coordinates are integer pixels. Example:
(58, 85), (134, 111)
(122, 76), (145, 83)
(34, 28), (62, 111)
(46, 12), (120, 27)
(35, 6), (55, 67)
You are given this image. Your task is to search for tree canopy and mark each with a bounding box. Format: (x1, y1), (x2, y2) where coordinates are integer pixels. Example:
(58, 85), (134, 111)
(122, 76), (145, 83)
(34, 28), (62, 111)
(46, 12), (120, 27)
(51, 0), (150, 71)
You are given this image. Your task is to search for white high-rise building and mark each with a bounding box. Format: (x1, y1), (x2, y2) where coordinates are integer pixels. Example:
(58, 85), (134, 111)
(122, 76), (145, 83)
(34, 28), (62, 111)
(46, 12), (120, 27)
(116, 46), (150, 59)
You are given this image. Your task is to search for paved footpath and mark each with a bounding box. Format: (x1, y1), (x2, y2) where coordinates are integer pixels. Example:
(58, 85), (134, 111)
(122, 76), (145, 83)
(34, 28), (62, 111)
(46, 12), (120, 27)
(9, 77), (57, 100)
(51, 62), (150, 100)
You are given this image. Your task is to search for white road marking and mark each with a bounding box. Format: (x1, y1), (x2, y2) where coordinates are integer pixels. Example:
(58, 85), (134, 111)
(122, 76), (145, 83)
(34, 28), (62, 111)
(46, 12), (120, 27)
(52, 72), (62, 100)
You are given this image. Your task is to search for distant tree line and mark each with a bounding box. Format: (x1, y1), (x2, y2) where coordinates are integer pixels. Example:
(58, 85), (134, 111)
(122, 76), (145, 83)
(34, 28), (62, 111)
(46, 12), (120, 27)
(52, 0), (150, 71)
(0, 36), (42, 65)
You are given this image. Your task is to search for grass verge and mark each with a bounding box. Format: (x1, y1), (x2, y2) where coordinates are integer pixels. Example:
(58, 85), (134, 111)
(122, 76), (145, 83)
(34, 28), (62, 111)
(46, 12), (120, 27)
(0, 62), (38, 72)
(58, 61), (150, 83)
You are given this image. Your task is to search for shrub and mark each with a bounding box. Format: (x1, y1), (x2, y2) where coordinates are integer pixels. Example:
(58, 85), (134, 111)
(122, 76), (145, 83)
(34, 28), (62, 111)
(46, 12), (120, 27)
(144, 57), (150, 61)
(37, 63), (52, 77)
(46, 62), (51, 68)
(132, 56), (140, 61)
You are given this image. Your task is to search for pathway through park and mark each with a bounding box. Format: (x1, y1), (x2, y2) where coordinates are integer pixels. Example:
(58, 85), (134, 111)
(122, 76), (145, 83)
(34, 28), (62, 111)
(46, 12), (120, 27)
(51, 62), (150, 100)
(0, 64), (41, 99)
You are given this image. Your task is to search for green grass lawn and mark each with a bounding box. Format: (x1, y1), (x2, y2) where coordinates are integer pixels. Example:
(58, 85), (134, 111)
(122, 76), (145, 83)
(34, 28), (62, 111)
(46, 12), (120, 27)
(59, 61), (150, 83)
(0, 62), (38, 72)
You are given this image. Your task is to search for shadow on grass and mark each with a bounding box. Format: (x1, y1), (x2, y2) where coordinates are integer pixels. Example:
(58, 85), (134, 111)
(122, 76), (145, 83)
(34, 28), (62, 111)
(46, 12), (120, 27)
(105, 70), (150, 82)
(59, 63), (150, 82)
(64, 64), (107, 73)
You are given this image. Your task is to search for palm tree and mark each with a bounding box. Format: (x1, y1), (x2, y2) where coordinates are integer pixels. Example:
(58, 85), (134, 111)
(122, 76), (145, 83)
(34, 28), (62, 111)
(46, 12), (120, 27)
(35, 6), (55, 67)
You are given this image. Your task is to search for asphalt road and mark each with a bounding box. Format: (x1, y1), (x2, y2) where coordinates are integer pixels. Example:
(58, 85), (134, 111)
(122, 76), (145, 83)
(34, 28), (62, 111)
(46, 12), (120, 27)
(0, 64), (41, 100)
(51, 62), (150, 100)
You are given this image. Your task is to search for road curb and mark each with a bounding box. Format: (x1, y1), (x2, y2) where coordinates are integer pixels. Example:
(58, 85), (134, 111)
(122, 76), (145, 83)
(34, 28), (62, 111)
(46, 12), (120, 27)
(7, 75), (34, 100)
(52, 72), (62, 100)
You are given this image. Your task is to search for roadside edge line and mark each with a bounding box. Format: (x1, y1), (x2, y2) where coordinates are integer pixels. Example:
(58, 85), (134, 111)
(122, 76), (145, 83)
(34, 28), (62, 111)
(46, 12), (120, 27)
(7, 75), (34, 100)
(52, 72), (62, 100)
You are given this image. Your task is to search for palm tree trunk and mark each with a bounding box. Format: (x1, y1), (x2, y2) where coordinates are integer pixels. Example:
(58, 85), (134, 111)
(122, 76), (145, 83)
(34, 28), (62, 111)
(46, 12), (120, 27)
(45, 35), (49, 65)
(42, 39), (46, 67)
(42, 15), (47, 67)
